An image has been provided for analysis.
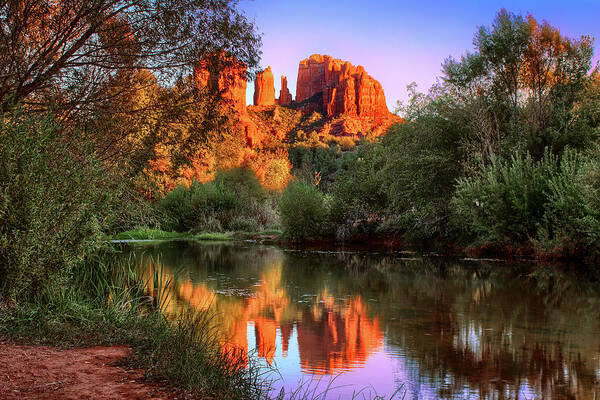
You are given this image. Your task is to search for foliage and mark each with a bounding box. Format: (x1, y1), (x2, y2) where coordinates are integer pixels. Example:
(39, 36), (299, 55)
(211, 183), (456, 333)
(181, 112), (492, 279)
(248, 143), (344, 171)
(289, 144), (347, 191)
(329, 142), (387, 240)
(0, 0), (261, 115)
(442, 9), (594, 163)
(0, 113), (117, 300)
(279, 181), (330, 241)
(158, 167), (278, 233)
(452, 149), (600, 251)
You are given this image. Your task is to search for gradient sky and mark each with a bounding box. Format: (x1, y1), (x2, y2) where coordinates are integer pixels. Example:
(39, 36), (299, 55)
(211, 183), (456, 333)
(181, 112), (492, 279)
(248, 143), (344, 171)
(239, 0), (600, 111)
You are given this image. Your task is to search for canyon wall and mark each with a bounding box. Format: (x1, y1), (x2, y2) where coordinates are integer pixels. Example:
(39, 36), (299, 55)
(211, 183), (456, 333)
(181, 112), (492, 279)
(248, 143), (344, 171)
(278, 76), (293, 105)
(253, 66), (275, 106)
(194, 55), (260, 146)
(295, 54), (390, 119)
(194, 55), (248, 114)
(196, 53), (400, 144)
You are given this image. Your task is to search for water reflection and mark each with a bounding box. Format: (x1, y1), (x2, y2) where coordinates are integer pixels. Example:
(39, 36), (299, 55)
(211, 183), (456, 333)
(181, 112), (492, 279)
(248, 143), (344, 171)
(123, 241), (600, 399)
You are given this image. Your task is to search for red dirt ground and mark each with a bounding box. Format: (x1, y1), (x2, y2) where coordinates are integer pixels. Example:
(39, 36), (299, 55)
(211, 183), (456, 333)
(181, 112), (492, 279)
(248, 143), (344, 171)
(0, 341), (179, 399)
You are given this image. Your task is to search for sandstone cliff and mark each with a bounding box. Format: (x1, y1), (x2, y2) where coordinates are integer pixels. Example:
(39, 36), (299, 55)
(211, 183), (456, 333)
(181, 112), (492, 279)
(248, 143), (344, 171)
(253, 66), (275, 106)
(195, 53), (400, 149)
(295, 54), (390, 119)
(194, 54), (261, 146)
(278, 76), (293, 105)
(194, 54), (248, 114)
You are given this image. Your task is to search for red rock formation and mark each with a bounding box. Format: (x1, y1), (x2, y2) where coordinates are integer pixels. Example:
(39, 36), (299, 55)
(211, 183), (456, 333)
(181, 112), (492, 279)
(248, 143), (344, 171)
(194, 54), (262, 146)
(194, 54), (247, 114)
(295, 54), (390, 119)
(253, 67), (275, 106)
(278, 76), (293, 105)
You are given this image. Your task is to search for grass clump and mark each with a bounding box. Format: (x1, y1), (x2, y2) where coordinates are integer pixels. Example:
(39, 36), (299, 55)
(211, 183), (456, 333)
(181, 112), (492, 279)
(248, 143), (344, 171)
(112, 229), (185, 240)
(193, 232), (233, 241)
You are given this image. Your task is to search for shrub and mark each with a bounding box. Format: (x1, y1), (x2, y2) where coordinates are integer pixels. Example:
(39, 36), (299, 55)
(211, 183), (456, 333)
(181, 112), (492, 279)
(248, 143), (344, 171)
(0, 113), (117, 300)
(452, 148), (600, 250)
(452, 151), (555, 245)
(537, 149), (600, 250)
(279, 181), (329, 240)
(158, 167), (278, 233)
(158, 181), (207, 232)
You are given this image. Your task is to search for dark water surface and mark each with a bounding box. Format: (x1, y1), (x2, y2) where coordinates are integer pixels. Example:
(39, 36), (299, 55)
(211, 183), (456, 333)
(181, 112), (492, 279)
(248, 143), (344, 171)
(121, 241), (600, 399)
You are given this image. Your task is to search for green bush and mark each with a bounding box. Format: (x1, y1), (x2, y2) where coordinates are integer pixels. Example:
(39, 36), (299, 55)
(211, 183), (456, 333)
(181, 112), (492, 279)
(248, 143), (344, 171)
(158, 167), (277, 233)
(0, 113), (117, 300)
(537, 149), (600, 250)
(452, 151), (555, 244)
(452, 148), (600, 250)
(279, 181), (329, 240)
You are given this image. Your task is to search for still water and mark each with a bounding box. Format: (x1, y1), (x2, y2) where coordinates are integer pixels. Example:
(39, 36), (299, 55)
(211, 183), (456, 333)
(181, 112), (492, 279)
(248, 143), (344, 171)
(122, 241), (600, 399)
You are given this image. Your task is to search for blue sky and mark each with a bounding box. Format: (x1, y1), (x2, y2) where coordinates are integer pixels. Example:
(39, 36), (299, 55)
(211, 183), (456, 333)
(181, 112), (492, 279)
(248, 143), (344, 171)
(239, 0), (600, 110)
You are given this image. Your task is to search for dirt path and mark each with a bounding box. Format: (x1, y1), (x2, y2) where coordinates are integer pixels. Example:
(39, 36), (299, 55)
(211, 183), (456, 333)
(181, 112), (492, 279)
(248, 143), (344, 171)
(0, 341), (177, 399)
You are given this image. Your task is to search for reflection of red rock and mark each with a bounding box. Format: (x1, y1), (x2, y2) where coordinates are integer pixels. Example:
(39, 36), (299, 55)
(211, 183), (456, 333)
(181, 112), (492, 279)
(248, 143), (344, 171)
(177, 280), (215, 311)
(254, 318), (277, 363)
(280, 324), (293, 357)
(174, 268), (383, 373)
(278, 76), (293, 105)
(254, 67), (275, 106)
(296, 296), (383, 374)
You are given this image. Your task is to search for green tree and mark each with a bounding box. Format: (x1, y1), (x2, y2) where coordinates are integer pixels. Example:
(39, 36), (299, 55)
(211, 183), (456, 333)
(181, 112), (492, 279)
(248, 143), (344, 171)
(279, 181), (329, 241)
(0, 113), (118, 299)
(443, 9), (594, 162)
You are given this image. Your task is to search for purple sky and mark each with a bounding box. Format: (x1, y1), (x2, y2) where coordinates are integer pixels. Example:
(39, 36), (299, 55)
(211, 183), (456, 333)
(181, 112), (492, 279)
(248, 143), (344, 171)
(239, 0), (600, 111)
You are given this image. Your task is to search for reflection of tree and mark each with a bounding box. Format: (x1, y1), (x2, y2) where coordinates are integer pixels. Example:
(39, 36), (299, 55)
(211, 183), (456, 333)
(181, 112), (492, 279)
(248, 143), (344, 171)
(370, 260), (600, 400)
(123, 243), (600, 399)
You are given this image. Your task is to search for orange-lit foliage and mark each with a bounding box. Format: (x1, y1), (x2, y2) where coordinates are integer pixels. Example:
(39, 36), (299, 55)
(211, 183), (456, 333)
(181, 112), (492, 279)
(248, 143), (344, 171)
(522, 15), (594, 133)
(135, 53), (291, 196)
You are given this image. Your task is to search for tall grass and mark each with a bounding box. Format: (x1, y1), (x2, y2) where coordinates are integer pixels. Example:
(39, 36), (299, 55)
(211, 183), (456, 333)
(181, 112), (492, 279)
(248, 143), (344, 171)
(0, 247), (408, 399)
(0, 249), (273, 399)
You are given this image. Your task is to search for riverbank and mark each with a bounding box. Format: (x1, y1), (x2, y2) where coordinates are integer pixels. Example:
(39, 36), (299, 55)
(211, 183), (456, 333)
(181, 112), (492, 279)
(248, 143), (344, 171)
(113, 228), (600, 264)
(0, 261), (271, 400)
(0, 341), (176, 400)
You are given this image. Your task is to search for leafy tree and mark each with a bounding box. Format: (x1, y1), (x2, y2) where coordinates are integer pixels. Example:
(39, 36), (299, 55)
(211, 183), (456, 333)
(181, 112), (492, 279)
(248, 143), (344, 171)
(0, 112), (118, 299)
(0, 0), (261, 116)
(443, 9), (594, 162)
